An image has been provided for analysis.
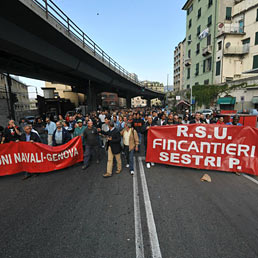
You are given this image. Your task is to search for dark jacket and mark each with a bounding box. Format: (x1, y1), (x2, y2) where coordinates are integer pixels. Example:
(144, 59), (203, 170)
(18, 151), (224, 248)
(141, 121), (156, 146)
(156, 119), (167, 126)
(132, 118), (144, 133)
(102, 127), (121, 154)
(20, 132), (41, 143)
(52, 128), (71, 146)
(83, 127), (99, 146)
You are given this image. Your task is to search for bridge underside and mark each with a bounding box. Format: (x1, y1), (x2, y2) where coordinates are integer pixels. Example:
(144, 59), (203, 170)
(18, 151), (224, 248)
(0, 0), (163, 109)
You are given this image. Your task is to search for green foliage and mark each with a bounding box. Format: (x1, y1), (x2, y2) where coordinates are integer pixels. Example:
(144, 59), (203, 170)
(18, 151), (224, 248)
(192, 83), (258, 107)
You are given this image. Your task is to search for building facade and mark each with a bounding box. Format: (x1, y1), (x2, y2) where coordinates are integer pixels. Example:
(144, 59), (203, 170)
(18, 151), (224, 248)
(131, 96), (147, 108)
(45, 82), (85, 107)
(142, 80), (164, 106)
(182, 0), (237, 89)
(215, 0), (258, 84)
(173, 39), (185, 92)
(0, 74), (31, 124)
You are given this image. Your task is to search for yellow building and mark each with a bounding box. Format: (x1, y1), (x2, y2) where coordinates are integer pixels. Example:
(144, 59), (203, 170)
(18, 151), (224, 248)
(141, 80), (164, 106)
(215, 0), (258, 84)
(45, 82), (85, 107)
(173, 39), (185, 92)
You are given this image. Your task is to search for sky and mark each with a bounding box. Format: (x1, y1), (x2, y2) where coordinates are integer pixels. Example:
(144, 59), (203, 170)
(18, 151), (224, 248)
(21, 0), (187, 97)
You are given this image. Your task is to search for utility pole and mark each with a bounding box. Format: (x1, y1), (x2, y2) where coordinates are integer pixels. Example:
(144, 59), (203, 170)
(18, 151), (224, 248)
(167, 74), (169, 92)
(6, 74), (15, 120)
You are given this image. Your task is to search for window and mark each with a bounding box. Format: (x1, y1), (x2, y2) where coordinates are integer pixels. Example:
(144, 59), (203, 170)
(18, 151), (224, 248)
(187, 4), (193, 15)
(203, 57), (212, 72)
(208, 0), (213, 8)
(242, 38), (250, 45)
(216, 61), (221, 76)
(187, 84), (190, 89)
(226, 7), (232, 20)
(197, 25), (201, 36)
(195, 63), (199, 76)
(207, 34), (211, 46)
(218, 41), (222, 50)
(203, 59), (206, 73)
(255, 32), (258, 45)
(207, 15), (212, 27)
(256, 8), (258, 21)
(195, 82), (199, 85)
(189, 19), (192, 28)
(204, 79), (209, 85)
(188, 35), (192, 45)
(253, 55), (258, 69)
(187, 68), (191, 79)
(207, 57), (212, 71)
(196, 43), (200, 55)
(198, 8), (201, 19)
(188, 49), (191, 58)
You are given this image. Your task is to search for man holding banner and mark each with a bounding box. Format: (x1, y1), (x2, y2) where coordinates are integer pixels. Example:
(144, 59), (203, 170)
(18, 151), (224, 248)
(20, 124), (41, 180)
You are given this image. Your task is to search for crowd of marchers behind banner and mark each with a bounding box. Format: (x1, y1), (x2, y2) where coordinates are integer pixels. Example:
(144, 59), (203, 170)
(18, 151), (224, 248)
(0, 109), (242, 179)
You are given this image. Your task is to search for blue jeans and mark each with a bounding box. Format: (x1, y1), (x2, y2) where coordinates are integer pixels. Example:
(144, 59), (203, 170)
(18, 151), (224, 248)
(124, 145), (134, 171)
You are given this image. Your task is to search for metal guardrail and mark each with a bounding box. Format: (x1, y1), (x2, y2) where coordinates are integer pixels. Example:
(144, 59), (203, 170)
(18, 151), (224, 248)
(31, 0), (142, 86)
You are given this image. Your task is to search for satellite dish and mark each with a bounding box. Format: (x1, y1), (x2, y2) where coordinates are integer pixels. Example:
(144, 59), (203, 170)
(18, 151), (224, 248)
(225, 42), (231, 48)
(218, 23), (224, 28)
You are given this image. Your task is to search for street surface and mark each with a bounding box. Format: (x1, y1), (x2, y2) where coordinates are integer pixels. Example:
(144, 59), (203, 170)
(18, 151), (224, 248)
(1, 149), (258, 258)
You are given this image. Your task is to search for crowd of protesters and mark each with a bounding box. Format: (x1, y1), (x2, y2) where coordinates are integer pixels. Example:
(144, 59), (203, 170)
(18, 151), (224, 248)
(0, 108), (243, 179)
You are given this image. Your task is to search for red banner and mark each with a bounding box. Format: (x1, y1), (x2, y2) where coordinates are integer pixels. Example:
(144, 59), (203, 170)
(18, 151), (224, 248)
(146, 124), (258, 176)
(0, 136), (83, 176)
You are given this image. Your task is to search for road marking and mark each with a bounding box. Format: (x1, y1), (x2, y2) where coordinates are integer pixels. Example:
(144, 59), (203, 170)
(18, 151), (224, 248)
(242, 174), (258, 186)
(138, 157), (162, 258)
(133, 157), (145, 258)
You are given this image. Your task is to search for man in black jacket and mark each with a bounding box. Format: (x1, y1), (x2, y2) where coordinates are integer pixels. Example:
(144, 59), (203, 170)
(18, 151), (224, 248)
(52, 121), (71, 146)
(100, 121), (122, 178)
(20, 125), (41, 143)
(82, 120), (100, 170)
(20, 124), (41, 180)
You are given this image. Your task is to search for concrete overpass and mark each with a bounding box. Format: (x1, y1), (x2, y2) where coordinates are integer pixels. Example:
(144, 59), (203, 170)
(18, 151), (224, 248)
(0, 0), (164, 110)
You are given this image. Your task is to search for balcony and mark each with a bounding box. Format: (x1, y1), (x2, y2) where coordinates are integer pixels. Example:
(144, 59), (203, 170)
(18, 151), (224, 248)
(202, 45), (212, 56)
(224, 45), (250, 55)
(185, 58), (191, 67)
(218, 24), (245, 36)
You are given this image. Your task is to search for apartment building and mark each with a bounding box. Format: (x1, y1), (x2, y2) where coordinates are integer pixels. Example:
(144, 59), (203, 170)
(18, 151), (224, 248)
(215, 0), (258, 83)
(182, 0), (236, 88)
(173, 39), (186, 92)
(142, 80), (164, 106)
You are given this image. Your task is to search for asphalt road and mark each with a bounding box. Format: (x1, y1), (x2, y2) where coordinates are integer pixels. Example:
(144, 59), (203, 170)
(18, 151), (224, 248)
(1, 150), (258, 258)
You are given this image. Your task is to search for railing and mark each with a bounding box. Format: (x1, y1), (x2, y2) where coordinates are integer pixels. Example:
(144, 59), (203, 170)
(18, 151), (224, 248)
(224, 45), (250, 55)
(30, 0), (142, 86)
(218, 23), (244, 35)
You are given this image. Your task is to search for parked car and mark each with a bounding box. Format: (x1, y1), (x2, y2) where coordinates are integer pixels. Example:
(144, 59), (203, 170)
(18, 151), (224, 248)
(25, 116), (35, 124)
(249, 109), (258, 115)
(200, 109), (213, 116)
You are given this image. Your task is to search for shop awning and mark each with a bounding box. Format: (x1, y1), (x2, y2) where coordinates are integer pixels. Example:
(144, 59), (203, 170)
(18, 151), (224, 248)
(252, 96), (258, 104)
(217, 97), (236, 105)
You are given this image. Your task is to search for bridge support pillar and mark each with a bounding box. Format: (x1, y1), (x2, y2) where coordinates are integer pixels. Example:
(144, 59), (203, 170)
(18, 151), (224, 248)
(86, 80), (97, 112)
(147, 99), (151, 108)
(126, 96), (131, 109)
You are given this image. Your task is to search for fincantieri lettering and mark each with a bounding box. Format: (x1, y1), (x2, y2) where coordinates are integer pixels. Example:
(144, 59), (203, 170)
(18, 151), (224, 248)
(0, 147), (79, 165)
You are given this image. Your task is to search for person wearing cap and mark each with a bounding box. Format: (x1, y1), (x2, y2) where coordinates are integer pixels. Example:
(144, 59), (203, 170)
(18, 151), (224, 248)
(121, 122), (139, 175)
(226, 116), (242, 126)
(73, 119), (87, 150)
